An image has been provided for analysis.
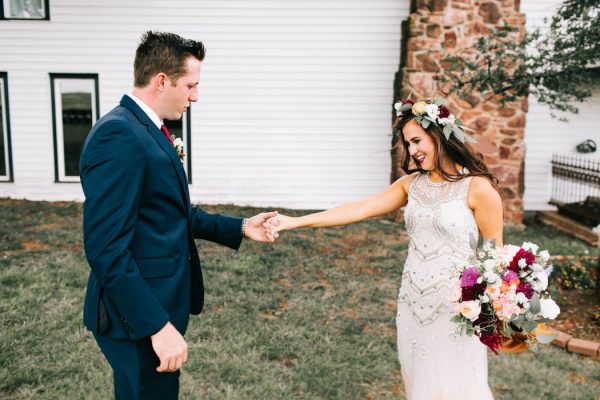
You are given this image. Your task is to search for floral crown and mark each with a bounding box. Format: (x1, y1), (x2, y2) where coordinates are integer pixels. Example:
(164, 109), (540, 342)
(394, 95), (477, 144)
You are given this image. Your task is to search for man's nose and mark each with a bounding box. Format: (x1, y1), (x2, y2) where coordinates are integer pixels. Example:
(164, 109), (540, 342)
(190, 88), (199, 102)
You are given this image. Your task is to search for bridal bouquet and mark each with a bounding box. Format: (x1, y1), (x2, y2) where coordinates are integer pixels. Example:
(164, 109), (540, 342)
(450, 241), (560, 354)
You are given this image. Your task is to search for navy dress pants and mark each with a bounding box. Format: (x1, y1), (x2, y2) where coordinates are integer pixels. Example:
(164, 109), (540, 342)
(94, 333), (180, 400)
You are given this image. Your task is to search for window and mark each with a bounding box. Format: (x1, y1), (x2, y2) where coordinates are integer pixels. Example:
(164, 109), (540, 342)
(1, 0), (49, 20)
(164, 111), (192, 183)
(50, 73), (99, 182)
(0, 72), (13, 182)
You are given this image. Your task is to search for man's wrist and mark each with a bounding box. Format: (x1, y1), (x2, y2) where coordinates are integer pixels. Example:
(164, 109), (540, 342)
(241, 218), (248, 238)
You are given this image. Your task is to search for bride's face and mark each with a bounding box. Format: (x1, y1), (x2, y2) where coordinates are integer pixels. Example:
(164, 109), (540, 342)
(402, 119), (437, 171)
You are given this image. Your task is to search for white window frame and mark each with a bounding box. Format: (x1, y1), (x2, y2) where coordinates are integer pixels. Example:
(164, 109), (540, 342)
(50, 74), (99, 182)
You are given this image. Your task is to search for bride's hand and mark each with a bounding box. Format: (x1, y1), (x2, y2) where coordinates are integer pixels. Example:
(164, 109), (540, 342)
(264, 213), (296, 236)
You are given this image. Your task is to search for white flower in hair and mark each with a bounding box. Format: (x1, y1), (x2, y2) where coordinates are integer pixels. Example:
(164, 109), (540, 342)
(424, 104), (440, 120)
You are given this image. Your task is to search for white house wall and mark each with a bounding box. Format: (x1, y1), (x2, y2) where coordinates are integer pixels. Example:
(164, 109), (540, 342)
(0, 0), (407, 209)
(521, 0), (600, 211)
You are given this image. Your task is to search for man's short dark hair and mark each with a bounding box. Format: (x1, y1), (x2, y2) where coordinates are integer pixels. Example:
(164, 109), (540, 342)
(133, 31), (206, 88)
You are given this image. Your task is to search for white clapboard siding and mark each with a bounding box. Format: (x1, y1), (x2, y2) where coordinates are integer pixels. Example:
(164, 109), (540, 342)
(0, 0), (408, 208)
(521, 0), (600, 211)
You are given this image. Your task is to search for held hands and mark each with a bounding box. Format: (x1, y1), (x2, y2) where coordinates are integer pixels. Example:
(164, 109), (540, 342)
(151, 322), (188, 373)
(244, 211), (281, 242)
(264, 213), (295, 237)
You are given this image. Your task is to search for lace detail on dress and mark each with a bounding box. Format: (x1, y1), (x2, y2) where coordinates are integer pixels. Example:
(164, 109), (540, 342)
(398, 173), (478, 327)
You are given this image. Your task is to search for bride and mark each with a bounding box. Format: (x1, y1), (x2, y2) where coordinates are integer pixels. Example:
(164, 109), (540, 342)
(267, 97), (502, 399)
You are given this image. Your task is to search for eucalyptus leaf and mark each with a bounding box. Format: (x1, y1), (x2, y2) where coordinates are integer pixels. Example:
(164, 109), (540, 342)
(421, 119), (431, 129)
(443, 124), (453, 136)
(450, 315), (464, 323)
(400, 103), (412, 112)
(434, 98), (449, 106)
(529, 293), (541, 315)
(465, 135), (478, 144)
(536, 333), (557, 344)
(523, 321), (539, 332)
(469, 233), (478, 250)
(452, 125), (466, 143)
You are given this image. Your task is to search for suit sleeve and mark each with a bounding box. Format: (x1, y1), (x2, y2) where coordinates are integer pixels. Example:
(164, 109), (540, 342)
(81, 121), (169, 339)
(190, 208), (244, 250)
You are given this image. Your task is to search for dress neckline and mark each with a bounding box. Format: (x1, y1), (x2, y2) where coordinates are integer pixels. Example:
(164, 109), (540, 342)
(423, 173), (449, 187)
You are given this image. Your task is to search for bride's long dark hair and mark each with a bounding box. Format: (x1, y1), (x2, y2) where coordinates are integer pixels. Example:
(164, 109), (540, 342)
(393, 112), (499, 187)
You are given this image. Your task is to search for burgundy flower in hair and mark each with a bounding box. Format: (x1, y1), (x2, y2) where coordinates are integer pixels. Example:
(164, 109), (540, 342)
(439, 105), (450, 119)
(403, 98), (415, 105)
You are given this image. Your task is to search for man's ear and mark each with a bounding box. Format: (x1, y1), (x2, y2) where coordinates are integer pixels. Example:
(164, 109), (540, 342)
(155, 72), (168, 91)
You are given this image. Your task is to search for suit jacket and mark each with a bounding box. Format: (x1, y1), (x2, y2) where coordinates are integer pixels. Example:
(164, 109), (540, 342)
(80, 95), (243, 340)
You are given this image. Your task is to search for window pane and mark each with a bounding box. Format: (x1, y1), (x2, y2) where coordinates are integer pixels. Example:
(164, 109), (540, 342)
(164, 119), (182, 140)
(62, 91), (92, 176)
(0, 79), (5, 177)
(7, 0), (45, 19)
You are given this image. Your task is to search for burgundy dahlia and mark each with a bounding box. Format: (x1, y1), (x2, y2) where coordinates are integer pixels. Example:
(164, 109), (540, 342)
(439, 105), (450, 118)
(461, 282), (486, 301)
(516, 282), (534, 299)
(403, 98), (415, 105)
(508, 248), (536, 272)
(479, 332), (504, 355)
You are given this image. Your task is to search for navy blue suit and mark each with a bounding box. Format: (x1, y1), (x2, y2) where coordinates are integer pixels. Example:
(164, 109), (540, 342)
(80, 95), (243, 399)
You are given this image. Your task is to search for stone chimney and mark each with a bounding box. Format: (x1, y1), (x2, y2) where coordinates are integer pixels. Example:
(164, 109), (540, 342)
(394, 0), (527, 224)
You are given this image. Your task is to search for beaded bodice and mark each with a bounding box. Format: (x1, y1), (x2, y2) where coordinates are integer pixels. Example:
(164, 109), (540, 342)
(398, 173), (478, 327)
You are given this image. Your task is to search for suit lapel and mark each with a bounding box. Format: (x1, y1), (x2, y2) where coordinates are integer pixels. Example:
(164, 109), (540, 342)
(119, 95), (190, 210)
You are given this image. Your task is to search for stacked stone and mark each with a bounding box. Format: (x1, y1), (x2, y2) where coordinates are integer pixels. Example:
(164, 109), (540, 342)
(395, 0), (527, 224)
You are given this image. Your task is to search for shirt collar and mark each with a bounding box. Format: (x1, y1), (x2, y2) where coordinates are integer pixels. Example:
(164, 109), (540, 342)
(127, 93), (162, 129)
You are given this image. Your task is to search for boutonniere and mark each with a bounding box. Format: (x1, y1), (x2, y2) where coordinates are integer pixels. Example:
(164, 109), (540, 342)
(171, 136), (185, 162)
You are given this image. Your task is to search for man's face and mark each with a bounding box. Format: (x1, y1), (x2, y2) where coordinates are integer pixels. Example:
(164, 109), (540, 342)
(161, 56), (201, 120)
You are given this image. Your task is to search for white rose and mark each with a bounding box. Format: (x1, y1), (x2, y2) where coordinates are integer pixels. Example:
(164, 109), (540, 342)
(438, 114), (456, 125)
(531, 263), (544, 273)
(529, 271), (548, 291)
(483, 271), (500, 285)
(539, 298), (560, 319)
(518, 258), (528, 269)
(522, 242), (539, 255)
(424, 104), (440, 120)
(499, 244), (520, 265)
(515, 292), (529, 305)
(173, 137), (184, 147)
(394, 102), (402, 111)
(460, 300), (481, 321)
(483, 259), (496, 271)
(538, 250), (550, 263)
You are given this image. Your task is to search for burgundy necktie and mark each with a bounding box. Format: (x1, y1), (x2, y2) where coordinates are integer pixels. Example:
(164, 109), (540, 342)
(160, 124), (174, 145)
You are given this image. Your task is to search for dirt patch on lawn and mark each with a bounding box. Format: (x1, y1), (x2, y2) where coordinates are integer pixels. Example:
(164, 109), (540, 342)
(548, 288), (600, 342)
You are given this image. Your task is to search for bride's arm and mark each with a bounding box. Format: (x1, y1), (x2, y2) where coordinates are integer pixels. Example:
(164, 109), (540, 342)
(468, 176), (504, 246)
(272, 173), (417, 232)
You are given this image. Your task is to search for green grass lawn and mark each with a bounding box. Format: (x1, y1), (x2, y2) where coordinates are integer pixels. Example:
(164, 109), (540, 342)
(1, 200), (599, 399)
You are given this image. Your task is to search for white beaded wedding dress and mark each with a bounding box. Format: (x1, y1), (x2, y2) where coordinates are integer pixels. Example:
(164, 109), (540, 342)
(396, 173), (494, 399)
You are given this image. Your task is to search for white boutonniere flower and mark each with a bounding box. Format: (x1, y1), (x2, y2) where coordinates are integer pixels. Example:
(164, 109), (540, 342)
(171, 136), (185, 162)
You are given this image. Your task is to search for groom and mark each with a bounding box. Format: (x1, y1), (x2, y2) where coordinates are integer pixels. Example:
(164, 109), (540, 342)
(80, 31), (276, 399)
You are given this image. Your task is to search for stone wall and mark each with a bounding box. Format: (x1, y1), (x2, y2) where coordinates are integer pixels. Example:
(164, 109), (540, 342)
(394, 0), (527, 224)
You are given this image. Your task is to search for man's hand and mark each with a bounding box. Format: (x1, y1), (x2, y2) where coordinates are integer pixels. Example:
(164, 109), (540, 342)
(151, 322), (188, 373)
(244, 211), (279, 242)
